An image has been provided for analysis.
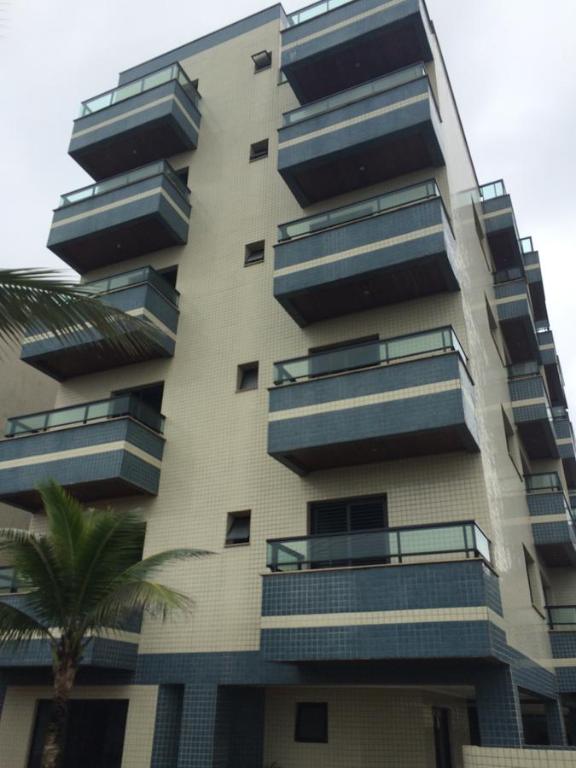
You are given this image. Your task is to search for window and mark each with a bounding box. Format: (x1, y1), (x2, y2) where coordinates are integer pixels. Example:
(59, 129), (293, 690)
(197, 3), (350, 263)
(158, 265), (178, 289)
(252, 50), (272, 72)
(249, 139), (269, 161)
(486, 297), (506, 365)
(295, 703), (328, 743)
(502, 407), (522, 478)
(433, 708), (453, 768)
(310, 495), (387, 535)
(28, 700), (128, 768)
(175, 166), (189, 186)
(225, 511), (251, 546)
(237, 362), (259, 391)
(245, 241), (265, 266)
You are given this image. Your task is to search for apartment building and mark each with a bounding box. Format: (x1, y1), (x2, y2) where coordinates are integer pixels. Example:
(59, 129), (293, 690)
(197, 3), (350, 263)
(0, 0), (575, 766)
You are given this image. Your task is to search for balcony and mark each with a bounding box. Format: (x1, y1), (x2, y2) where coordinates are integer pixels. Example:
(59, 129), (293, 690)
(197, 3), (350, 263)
(554, 412), (576, 488)
(278, 64), (444, 206)
(547, 606), (576, 693)
(525, 474), (576, 566)
(20, 267), (179, 380)
(493, 274), (539, 364)
(261, 521), (502, 662)
(521, 237), (548, 323)
(508, 364), (558, 460)
(274, 181), (458, 325)
(69, 64), (201, 180)
(480, 181), (522, 271)
(0, 396), (165, 511)
(268, 327), (479, 474)
(0, 580), (139, 670)
(281, 0), (433, 103)
(538, 331), (567, 408)
(47, 161), (191, 273)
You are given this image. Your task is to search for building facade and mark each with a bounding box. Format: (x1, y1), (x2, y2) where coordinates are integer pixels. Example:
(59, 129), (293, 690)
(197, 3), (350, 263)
(1, 1), (576, 766)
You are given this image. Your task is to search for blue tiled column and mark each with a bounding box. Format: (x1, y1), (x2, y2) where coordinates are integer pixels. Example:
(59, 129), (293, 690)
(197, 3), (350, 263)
(151, 685), (184, 767)
(475, 667), (524, 746)
(177, 684), (219, 768)
(546, 698), (568, 746)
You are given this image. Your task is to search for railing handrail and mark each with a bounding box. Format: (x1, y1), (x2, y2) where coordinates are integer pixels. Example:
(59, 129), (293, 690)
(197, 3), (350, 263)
(57, 160), (189, 209)
(5, 395), (165, 438)
(546, 605), (576, 629)
(79, 61), (199, 117)
(273, 325), (466, 386)
(525, 472), (562, 491)
(479, 179), (507, 201)
(493, 267), (525, 284)
(281, 62), (428, 127)
(286, 0), (356, 27)
(277, 178), (443, 242)
(266, 521), (492, 572)
(81, 266), (180, 307)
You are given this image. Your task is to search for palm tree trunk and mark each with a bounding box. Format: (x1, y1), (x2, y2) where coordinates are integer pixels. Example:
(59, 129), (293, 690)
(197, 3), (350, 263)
(42, 656), (78, 768)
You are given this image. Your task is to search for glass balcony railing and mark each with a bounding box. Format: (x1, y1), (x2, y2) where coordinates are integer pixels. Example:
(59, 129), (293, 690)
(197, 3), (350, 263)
(82, 267), (179, 307)
(479, 180), (506, 201)
(278, 179), (441, 242)
(552, 406), (569, 420)
(5, 395), (165, 438)
(274, 326), (465, 385)
(526, 473), (563, 493)
(79, 63), (199, 117)
(58, 160), (189, 208)
(266, 521), (491, 572)
(282, 63), (428, 127)
(508, 361), (540, 379)
(547, 605), (576, 629)
(0, 567), (18, 595)
(520, 236), (535, 254)
(493, 267), (525, 284)
(287, 0), (354, 26)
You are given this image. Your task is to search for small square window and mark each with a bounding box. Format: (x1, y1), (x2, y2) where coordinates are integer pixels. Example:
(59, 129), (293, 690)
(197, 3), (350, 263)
(245, 241), (265, 266)
(237, 362), (259, 391)
(225, 511), (251, 546)
(252, 50), (272, 72)
(295, 703), (328, 743)
(249, 139), (269, 162)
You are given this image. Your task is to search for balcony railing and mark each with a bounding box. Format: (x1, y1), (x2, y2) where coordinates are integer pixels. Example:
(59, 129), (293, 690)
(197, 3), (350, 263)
(282, 63), (429, 127)
(58, 160), (188, 208)
(287, 0), (353, 26)
(0, 567), (18, 595)
(81, 266), (179, 307)
(493, 267), (525, 284)
(5, 395), (165, 438)
(553, 406), (569, 420)
(508, 361), (540, 379)
(526, 473), (563, 493)
(547, 606), (576, 629)
(520, 236), (534, 254)
(79, 62), (199, 117)
(274, 327), (465, 385)
(479, 180), (506, 201)
(278, 179), (442, 242)
(266, 521), (491, 572)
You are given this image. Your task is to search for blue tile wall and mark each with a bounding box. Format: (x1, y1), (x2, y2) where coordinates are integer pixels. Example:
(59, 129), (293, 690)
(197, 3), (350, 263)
(177, 684), (219, 768)
(151, 684), (184, 768)
(527, 492), (567, 517)
(550, 632), (576, 659)
(262, 560), (502, 617)
(475, 667), (523, 747)
(532, 521), (573, 547)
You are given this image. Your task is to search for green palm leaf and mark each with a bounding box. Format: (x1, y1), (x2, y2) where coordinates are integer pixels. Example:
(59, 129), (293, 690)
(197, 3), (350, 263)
(0, 267), (163, 358)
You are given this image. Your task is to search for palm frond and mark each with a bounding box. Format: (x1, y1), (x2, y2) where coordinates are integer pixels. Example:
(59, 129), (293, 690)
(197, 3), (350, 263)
(0, 600), (53, 647)
(122, 548), (211, 582)
(0, 268), (163, 358)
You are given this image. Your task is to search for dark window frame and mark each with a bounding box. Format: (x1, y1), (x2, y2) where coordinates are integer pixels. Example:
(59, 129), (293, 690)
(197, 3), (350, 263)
(294, 702), (328, 744)
(225, 511), (251, 547)
(249, 139), (269, 162)
(252, 50), (272, 72)
(244, 241), (265, 266)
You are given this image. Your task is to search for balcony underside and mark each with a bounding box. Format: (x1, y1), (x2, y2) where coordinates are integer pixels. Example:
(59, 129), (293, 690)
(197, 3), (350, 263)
(482, 198), (521, 270)
(499, 315), (539, 364)
(274, 197), (458, 325)
(271, 423), (478, 475)
(279, 124), (444, 207)
(532, 523), (576, 567)
(21, 328), (174, 381)
(69, 82), (200, 180)
(516, 420), (558, 461)
(281, 0), (432, 102)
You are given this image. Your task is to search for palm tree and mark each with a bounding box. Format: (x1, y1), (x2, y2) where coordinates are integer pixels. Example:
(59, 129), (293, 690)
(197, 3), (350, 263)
(0, 268), (161, 357)
(0, 481), (209, 768)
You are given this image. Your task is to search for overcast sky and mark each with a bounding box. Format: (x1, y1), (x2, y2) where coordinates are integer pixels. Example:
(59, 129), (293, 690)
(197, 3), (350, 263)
(1, 0), (576, 410)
